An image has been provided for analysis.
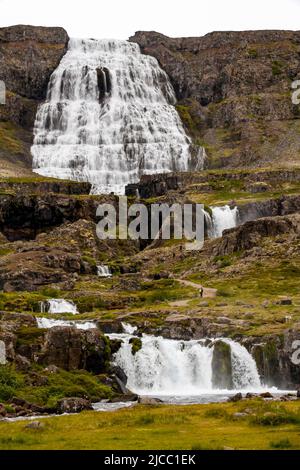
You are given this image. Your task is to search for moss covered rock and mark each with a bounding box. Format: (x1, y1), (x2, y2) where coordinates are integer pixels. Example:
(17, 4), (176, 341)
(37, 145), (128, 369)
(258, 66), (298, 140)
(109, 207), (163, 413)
(129, 337), (142, 355)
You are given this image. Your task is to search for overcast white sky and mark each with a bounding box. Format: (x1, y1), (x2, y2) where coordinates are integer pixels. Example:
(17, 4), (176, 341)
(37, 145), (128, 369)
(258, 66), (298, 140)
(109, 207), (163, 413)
(0, 0), (300, 39)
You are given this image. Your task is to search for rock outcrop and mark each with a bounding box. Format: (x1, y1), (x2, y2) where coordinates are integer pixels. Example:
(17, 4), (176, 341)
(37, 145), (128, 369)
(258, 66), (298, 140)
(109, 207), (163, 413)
(130, 30), (300, 169)
(38, 327), (109, 373)
(0, 25), (69, 176)
(214, 213), (300, 256)
(0, 314), (112, 374)
(211, 340), (233, 389)
(126, 168), (300, 199)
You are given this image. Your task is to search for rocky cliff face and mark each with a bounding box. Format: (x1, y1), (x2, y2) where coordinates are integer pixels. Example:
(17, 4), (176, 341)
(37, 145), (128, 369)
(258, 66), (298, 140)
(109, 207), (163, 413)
(130, 30), (300, 169)
(0, 25), (69, 176)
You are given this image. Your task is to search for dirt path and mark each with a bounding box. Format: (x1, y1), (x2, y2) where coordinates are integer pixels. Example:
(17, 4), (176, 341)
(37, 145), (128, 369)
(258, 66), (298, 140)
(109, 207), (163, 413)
(175, 278), (217, 299)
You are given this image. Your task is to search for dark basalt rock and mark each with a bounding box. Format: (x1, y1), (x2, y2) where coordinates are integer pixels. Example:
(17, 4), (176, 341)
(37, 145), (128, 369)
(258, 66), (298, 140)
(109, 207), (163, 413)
(38, 327), (111, 373)
(228, 393), (243, 402)
(211, 340), (233, 389)
(96, 67), (112, 101)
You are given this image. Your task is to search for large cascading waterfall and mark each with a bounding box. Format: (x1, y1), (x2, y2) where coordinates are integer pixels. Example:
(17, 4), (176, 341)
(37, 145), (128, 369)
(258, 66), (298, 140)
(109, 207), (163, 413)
(31, 38), (203, 194)
(206, 205), (238, 238)
(112, 331), (261, 395)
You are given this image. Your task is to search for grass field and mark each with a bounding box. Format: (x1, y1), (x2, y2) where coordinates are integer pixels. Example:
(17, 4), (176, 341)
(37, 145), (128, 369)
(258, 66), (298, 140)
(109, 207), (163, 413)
(0, 401), (300, 450)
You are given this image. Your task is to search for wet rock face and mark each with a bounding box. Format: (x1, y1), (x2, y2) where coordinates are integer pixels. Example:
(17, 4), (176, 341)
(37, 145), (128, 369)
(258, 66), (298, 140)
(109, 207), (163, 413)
(96, 67), (112, 101)
(38, 327), (110, 373)
(237, 195), (300, 225)
(211, 340), (233, 389)
(244, 330), (300, 389)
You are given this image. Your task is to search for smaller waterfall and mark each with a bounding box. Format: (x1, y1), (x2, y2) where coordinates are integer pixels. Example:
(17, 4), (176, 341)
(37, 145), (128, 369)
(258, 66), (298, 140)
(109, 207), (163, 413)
(122, 322), (137, 335)
(223, 339), (261, 389)
(40, 299), (78, 315)
(97, 265), (112, 277)
(111, 330), (262, 395)
(36, 318), (96, 330)
(207, 205), (238, 238)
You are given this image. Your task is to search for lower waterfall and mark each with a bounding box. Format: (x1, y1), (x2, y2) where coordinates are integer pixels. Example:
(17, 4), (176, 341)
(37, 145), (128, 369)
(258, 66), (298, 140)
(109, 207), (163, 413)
(206, 205), (238, 238)
(112, 332), (262, 395)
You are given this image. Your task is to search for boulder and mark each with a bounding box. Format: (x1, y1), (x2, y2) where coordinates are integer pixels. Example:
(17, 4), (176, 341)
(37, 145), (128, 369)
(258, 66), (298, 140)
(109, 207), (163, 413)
(247, 182), (271, 193)
(0, 404), (7, 417)
(229, 393), (243, 402)
(110, 365), (128, 385)
(15, 354), (31, 371)
(25, 421), (45, 429)
(260, 392), (273, 398)
(57, 397), (93, 414)
(112, 375), (131, 395)
(138, 397), (163, 405)
(275, 297), (292, 306)
(44, 365), (59, 374)
(129, 337), (142, 355)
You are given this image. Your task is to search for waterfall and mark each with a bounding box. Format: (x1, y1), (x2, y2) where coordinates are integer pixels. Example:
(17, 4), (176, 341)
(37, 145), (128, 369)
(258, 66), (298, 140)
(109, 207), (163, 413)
(31, 38), (200, 194)
(112, 332), (262, 395)
(36, 318), (96, 330)
(207, 205), (238, 238)
(40, 299), (78, 315)
(97, 265), (112, 277)
(222, 339), (261, 389)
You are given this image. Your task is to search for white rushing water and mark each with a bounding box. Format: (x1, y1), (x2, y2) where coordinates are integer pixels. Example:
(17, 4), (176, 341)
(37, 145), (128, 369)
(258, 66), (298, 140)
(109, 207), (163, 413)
(112, 331), (262, 395)
(31, 38), (204, 194)
(207, 205), (238, 238)
(97, 265), (112, 277)
(36, 318), (96, 330)
(40, 299), (78, 315)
